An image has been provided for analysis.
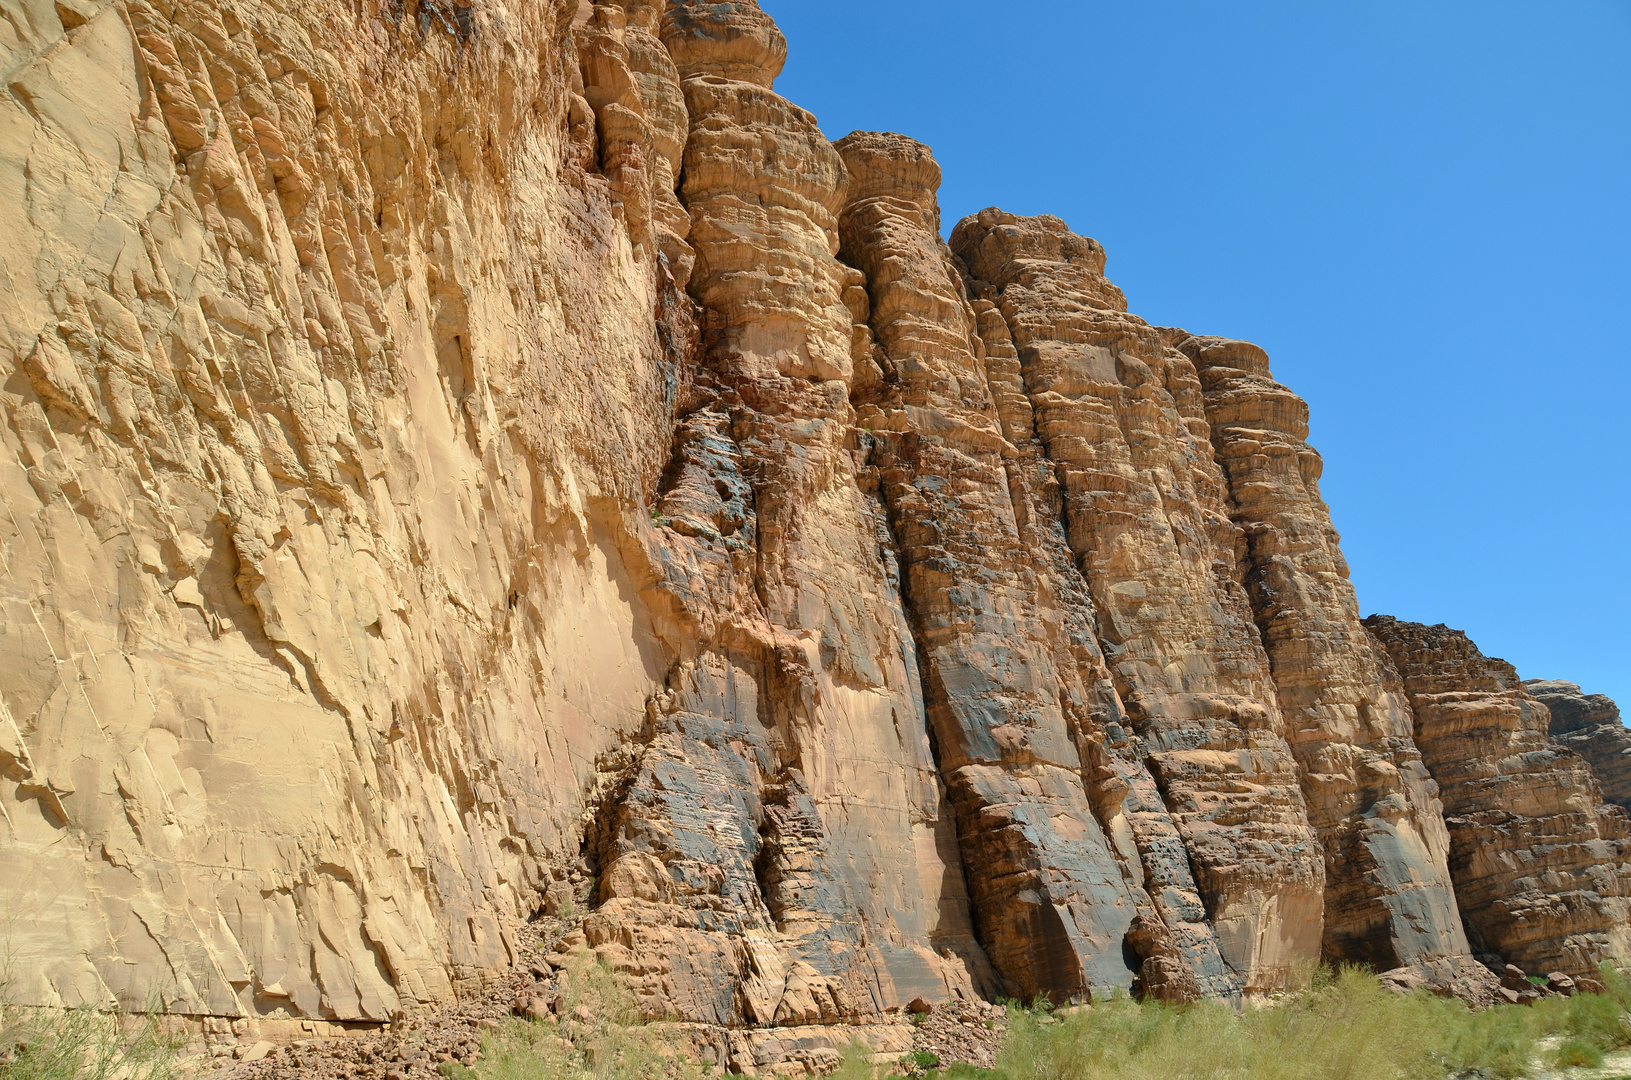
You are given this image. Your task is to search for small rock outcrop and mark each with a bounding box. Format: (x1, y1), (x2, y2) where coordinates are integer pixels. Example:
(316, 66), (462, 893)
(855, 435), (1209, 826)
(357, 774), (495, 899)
(1367, 618), (1631, 976)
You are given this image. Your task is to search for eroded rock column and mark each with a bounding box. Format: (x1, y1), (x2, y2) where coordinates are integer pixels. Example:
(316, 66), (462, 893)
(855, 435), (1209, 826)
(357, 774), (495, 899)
(951, 210), (1325, 990)
(581, 3), (993, 1039)
(573, 0), (696, 284)
(836, 132), (1238, 1000)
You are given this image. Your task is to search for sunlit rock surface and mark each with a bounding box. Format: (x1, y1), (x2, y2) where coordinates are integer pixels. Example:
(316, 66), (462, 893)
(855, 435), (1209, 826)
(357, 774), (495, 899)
(1, 0), (1623, 1048)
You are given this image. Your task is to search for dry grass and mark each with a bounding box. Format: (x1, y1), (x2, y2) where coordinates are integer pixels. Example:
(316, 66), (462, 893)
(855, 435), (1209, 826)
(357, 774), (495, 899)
(285, 956), (1631, 1080)
(0, 928), (186, 1080)
(0, 1002), (186, 1080)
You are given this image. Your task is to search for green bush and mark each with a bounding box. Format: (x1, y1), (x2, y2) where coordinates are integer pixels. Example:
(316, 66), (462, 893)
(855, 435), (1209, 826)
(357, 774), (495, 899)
(830, 1040), (877, 1080)
(461, 955), (670, 1080)
(1550, 1036), (1604, 1069)
(906, 1050), (942, 1071)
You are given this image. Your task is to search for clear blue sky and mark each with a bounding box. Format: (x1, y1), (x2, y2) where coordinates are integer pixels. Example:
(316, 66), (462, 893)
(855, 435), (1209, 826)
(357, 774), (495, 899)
(765, 0), (1631, 711)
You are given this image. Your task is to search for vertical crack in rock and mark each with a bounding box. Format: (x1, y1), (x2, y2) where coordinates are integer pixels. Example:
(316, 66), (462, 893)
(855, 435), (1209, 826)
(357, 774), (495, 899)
(835, 132), (1218, 1002)
(950, 210), (1326, 991)
(1187, 337), (1476, 974)
(1366, 618), (1631, 976)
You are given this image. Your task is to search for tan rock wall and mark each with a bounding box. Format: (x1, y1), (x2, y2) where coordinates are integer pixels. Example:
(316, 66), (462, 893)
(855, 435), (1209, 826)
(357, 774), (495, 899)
(836, 133), (1247, 1001)
(0, 0), (683, 1018)
(950, 210), (1329, 991)
(1527, 680), (1631, 813)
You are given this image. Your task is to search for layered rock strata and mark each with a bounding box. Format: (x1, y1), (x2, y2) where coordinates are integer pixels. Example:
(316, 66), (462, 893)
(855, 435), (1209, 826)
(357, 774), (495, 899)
(1367, 619), (1631, 976)
(951, 209), (1464, 983)
(1527, 681), (1631, 812)
(949, 214), (1334, 995)
(581, 0), (992, 1034)
(1, 0), (1627, 1046)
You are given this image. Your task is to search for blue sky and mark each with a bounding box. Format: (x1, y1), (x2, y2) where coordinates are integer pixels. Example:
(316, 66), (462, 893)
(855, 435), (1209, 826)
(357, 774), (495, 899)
(765, 0), (1631, 710)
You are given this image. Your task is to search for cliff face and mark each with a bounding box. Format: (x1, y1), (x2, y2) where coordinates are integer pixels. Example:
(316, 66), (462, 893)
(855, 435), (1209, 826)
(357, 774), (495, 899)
(1, 0), (1626, 1048)
(1, 0), (686, 1025)
(1186, 337), (1469, 973)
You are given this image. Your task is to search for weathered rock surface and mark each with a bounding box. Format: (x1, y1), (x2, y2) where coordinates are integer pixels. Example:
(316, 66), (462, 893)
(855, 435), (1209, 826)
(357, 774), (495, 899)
(0, 0), (690, 1022)
(1, 0), (1626, 1049)
(954, 210), (1355, 991)
(1527, 680), (1631, 812)
(1367, 618), (1631, 976)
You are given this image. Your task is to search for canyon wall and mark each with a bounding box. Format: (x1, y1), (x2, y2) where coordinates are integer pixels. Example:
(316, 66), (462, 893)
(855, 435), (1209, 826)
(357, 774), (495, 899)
(1, 0), (1626, 1049)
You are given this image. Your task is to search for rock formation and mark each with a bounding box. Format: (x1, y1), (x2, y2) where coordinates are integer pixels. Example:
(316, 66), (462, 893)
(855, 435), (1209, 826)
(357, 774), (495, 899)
(583, 4), (990, 1034)
(1367, 619), (1631, 976)
(1527, 681), (1631, 812)
(0, 0), (1625, 1056)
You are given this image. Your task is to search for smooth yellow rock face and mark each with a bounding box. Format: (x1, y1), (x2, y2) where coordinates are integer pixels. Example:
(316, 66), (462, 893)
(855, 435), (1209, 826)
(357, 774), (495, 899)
(0, 0), (675, 1017)
(2, 0), (1626, 1038)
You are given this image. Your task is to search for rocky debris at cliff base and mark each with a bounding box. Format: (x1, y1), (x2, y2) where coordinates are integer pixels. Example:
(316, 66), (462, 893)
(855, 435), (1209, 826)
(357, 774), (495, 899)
(200, 908), (1002, 1080)
(900, 1001), (1008, 1074)
(207, 917), (568, 1080)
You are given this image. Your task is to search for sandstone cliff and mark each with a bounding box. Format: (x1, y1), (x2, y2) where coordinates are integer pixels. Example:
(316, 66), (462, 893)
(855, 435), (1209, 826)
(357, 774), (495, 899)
(1185, 336), (1470, 974)
(1, 0), (1625, 1054)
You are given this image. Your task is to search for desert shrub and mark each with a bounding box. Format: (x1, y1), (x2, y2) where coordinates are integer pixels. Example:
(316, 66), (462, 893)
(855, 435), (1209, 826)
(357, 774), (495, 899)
(1550, 1036), (1604, 1069)
(830, 1039), (877, 1080)
(906, 1050), (942, 1071)
(1, 936), (185, 1080)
